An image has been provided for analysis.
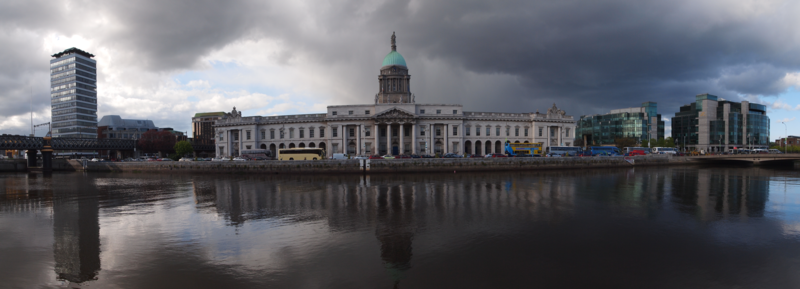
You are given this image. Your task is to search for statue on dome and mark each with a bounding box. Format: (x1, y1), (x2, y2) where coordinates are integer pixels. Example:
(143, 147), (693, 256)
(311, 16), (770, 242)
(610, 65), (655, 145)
(391, 32), (397, 51)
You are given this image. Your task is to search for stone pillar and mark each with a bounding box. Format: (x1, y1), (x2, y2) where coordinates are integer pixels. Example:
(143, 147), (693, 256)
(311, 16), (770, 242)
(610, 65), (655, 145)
(429, 123), (433, 155)
(386, 123), (392, 155)
(357, 124), (362, 156)
(400, 123), (405, 155)
(374, 123), (379, 156)
(26, 149), (37, 167)
(42, 150), (52, 172)
(411, 124), (416, 155)
(444, 124), (449, 154)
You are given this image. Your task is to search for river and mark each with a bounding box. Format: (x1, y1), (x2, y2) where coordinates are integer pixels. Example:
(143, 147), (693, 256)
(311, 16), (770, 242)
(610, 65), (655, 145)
(1, 165), (799, 288)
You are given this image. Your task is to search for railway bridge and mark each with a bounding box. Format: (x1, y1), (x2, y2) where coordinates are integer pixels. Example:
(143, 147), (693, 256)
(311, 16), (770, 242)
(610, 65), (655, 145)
(690, 154), (800, 165)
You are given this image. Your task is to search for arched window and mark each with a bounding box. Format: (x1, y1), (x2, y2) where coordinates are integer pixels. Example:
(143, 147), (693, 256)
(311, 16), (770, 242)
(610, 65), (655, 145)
(289, 143), (296, 148)
(299, 143), (306, 148)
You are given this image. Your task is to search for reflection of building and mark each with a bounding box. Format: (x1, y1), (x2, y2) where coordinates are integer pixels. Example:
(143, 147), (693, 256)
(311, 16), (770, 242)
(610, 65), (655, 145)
(670, 167), (769, 221)
(50, 47), (98, 139)
(672, 94), (769, 152)
(193, 112), (225, 145)
(53, 189), (101, 283)
(577, 102), (664, 146)
(213, 33), (576, 158)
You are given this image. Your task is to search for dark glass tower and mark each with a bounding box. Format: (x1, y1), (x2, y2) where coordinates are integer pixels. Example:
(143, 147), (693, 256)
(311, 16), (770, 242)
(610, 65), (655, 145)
(50, 47), (98, 138)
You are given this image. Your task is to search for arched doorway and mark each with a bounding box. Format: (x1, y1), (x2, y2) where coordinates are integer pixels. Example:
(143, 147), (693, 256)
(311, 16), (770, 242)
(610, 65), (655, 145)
(318, 142), (326, 152)
(269, 144), (277, 157)
(391, 141), (399, 155)
(348, 141), (356, 155)
(495, 141), (502, 153)
(309, 143), (316, 148)
(260, 144), (266, 149)
(289, 143), (296, 148)
(475, 141), (482, 156)
(524, 140), (529, 143)
(514, 141), (520, 143)
(279, 143), (285, 149)
(485, 141), (492, 155)
(299, 143), (306, 148)
(465, 141), (472, 154)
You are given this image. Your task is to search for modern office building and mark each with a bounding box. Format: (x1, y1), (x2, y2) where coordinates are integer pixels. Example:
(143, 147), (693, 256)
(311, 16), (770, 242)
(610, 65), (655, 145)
(192, 112), (225, 145)
(576, 102), (664, 146)
(213, 33), (577, 158)
(96, 115), (157, 140)
(672, 94), (769, 152)
(50, 47), (98, 138)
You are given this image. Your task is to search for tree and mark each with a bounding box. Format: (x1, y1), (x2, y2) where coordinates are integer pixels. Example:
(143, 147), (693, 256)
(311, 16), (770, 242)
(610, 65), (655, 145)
(138, 130), (177, 156)
(614, 137), (637, 151)
(174, 140), (194, 157)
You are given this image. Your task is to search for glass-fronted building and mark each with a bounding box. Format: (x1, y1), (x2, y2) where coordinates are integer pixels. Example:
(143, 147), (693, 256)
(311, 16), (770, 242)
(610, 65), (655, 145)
(672, 93), (769, 152)
(576, 102), (665, 146)
(50, 47), (98, 138)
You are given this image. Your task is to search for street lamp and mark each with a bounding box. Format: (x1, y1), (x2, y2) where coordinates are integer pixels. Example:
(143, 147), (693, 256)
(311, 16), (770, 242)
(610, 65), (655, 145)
(782, 122), (788, 151)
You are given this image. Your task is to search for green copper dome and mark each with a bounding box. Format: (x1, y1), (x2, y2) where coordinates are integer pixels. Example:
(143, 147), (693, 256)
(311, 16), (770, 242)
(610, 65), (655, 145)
(382, 50), (407, 67)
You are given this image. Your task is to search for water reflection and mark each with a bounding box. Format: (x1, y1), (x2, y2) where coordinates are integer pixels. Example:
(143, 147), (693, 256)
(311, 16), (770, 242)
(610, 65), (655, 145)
(0, 165), (798, 288)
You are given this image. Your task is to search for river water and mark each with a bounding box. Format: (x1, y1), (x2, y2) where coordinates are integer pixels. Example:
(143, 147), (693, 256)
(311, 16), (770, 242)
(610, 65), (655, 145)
(1, 165), (799, 289)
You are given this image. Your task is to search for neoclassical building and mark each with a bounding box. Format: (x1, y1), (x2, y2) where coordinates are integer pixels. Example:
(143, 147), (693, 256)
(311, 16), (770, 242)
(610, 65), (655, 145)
(214, 33), (576, 157)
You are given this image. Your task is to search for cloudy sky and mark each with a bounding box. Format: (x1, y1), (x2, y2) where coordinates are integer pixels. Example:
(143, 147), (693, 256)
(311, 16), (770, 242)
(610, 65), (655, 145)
(1, 0), (799, 139)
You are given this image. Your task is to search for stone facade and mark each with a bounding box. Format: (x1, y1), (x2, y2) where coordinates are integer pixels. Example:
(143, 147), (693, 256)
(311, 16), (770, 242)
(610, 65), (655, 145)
(214, 34), (577, 158)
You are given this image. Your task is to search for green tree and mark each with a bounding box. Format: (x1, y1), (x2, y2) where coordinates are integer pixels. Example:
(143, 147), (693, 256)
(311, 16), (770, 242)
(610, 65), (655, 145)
(174, 140), (194, 158)
(614, 137), (637, 151)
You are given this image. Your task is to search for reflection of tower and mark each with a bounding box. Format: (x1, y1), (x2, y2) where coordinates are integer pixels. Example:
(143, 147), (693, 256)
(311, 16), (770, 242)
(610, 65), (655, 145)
(53, 193), (100, 283)
(374, 185), (415, 287)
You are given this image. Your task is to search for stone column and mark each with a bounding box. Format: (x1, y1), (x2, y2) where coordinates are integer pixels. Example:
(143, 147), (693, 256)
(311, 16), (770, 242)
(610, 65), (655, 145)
(374, 123), (379, 156)
(444, 124), (449, 154)
(357, 124), (362, 156)
(343, 125), (347, 154)
(227, 130), (232, 157)
(399, 123), (405, 155)
(411, 124), (416, 155)
(386, 123), (392, 155)
(429, 123), (433, 155)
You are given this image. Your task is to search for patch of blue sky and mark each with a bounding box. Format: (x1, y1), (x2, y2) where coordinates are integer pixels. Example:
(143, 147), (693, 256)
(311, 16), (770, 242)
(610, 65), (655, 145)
(173, 60), (287, 97)
(767, 87), (800, 138)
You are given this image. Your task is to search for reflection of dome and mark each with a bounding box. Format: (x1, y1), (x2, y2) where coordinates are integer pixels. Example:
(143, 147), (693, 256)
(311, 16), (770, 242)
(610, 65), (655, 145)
(382, 50), (407, 68)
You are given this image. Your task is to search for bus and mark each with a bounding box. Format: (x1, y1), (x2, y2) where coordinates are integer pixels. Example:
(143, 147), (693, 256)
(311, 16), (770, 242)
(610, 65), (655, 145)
(505, 142), (543, 156)
(547, 146), (581, 156)
(241, 149), (271, 160)
(623, 147), (651, 155)
(588, 146), (621, 156)
(651, 147), (678, 155)
(277, 148), (325, 160)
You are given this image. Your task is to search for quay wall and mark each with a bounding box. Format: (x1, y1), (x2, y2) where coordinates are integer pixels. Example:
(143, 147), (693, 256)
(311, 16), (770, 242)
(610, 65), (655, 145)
(65, 155), (691, 174)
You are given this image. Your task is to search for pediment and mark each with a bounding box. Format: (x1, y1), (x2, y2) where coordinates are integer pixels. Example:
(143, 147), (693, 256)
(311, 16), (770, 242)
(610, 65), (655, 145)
(374, 107), (416, 119)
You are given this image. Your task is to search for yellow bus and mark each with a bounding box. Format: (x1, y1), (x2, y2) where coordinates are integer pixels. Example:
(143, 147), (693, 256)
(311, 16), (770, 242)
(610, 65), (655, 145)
(277, 148), (325, 160)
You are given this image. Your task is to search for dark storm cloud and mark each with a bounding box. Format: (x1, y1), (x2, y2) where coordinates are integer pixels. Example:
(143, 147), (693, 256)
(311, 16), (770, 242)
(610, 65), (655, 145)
(1, 0), (799, 135)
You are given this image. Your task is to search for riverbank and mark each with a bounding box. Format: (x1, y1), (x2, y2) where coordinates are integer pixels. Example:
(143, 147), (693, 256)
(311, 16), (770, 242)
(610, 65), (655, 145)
(4, 155), (695, 174)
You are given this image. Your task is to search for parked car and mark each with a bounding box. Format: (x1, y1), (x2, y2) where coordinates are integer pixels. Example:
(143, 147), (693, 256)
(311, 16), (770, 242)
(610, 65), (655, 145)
(160, 158), (173, 161)
(382, 155), (395, 159)
(420, 154), (434, 158)
(90, 158), (101, 162)
(469, 154), (484, 158)
(353, 155), (368, 160)
(232, 157), (247, 161)
(485, 153), (507, 158)
(410, 154), (421, 158)
(395, 155), (412, 159)
(625, 150), (647, 156)
(442, 153), (463, 158)
(179, 157), (193, 162)
(369, 155), (384, 159)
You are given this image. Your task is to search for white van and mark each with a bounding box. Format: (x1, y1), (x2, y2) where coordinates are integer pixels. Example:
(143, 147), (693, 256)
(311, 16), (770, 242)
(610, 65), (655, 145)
(331, 153), (349, 160)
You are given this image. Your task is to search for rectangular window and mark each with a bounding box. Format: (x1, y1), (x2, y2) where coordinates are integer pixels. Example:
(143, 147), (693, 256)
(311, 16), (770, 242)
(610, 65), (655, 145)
(506, 128), (510, 136)
(332, 111), (337, 116)
(320, 128), (325, 138)
(246, 145), (251, 150)
(420, 109), (425, 114)
(436, 109), (441, 114)
(436, 128), (441, 136)
(300, 129), (304, 138)
(550, 129), (555, 137)
(566, 128), (570, 137)
(270, 131), (275, 139)
(524, 128), (528, 137)
(333, 128), (338, 137)
(349, 128), (355, 137)
(280, 131), (284, 139)
(310, 128), (314, 138)
(466, 127), (471, 136)
(476, 127), (480, 136)
(348, 110), (353, 115)
(381, 128), (387, 137)
(261, 131), (265, 140)
(486, 127), (490, 136)
(420, 127), (425, 136)
(453, 110), (458, 114)
(404, 127), (410, 137)
(220, 133), (224, 141)
(246, 131), (251, 140)
(392, 127), (398, 137)
(365, 128), (371, 137)
(234, 133), (239, 141)
(453, 126), (458, 136)
(496, 127), (500, 136)
(515, 128), (519, 137)
(365, 110), (370, 115)
(539, 128), (543, 136)
(290, 130), (294, 138)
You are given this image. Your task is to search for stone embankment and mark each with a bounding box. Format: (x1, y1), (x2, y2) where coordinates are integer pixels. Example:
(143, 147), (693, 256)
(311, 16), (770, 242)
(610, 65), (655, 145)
(13, 155), (691, 174)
